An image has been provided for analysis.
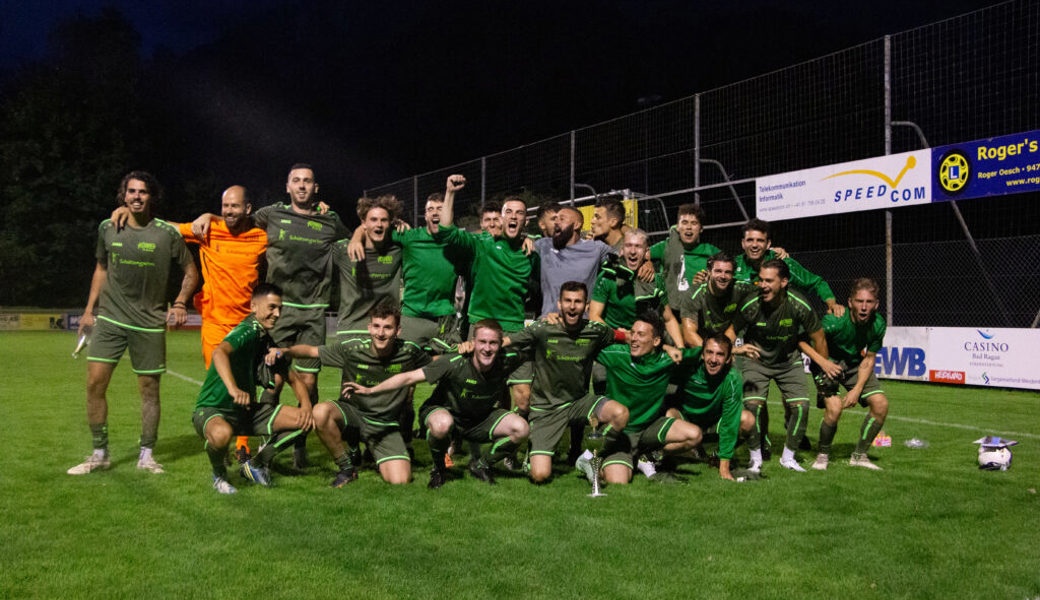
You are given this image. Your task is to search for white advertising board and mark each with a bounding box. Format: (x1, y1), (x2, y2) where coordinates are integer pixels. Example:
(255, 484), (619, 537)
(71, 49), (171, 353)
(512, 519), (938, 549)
(874, 326), (1040, 391)
(756, 150), (932, 221)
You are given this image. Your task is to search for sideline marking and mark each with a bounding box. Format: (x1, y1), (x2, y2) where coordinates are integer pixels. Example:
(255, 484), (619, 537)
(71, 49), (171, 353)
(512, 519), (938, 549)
(846, 409), (1040, 440)
(167, 369), (203, 387)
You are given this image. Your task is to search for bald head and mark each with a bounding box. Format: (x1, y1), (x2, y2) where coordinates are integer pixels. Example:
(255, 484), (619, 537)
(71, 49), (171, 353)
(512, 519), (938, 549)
(221, 185), (252, 232)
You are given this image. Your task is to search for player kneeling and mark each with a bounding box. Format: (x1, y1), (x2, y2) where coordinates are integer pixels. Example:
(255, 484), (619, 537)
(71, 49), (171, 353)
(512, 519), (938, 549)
(191, 284), (315, 494)
(665, 335), (755, 480)
(343, 319), (529, 488)
(805, 278), (889, 471)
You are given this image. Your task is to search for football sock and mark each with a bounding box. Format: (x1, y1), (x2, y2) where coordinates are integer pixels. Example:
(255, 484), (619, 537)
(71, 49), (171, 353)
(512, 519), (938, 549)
(818, 420), (838, 456)
(252, 429), (302, 468)
(206, 443), (227, 479)
(855, 415), (884, 454)
(485, 437), (518, 466)
(429, 432), (450, 471)
(744, 402), (763, 451)
(568, 422), (584, 455)
(235, 436), (250, 452)
(90, 422), (108, 451)
(293, 387), (316, 451)
(784, 401), (809, 451)
(334, 451), (354, 472)
(759, 402), (771, 450)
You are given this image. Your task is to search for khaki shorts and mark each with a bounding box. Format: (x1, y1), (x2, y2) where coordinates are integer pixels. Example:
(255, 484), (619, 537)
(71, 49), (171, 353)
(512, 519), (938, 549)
(400, 313), (463, 354)
(329, 400), (408, 465)
(528, 393), (609, 456)
(88, 316), (166, 375)
(741, 357), (810, 403)
(601, 416), (676, 470)
(192, 403), (282, 438)
(270, 306), (325, 373)
(419, 403), (514, 443)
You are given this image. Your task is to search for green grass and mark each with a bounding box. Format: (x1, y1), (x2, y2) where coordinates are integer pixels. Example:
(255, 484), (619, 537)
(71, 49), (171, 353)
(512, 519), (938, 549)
(2, 330), (1039, 599)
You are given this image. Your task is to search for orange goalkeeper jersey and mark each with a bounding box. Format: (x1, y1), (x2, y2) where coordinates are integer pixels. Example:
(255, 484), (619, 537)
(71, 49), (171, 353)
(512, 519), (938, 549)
(177, 221), (267, 325)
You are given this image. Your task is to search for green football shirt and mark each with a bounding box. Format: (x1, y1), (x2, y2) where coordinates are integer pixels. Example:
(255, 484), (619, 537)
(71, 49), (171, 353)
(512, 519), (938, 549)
(434, 224), (535, 331)
(591, 262), (666, 329)
(671, 346), (744, 460)
(739, 289), (821, 366)
(94, 218), (194, 330)
(507, 319), (615, 410)
(679, 280), (757, 339)
(253, 203), (351, 309)
(822, 311), (886, 366)
(334, 240), (403, 335)
(596, 345), (699, 433)
(649, 227), (721, 310)
(318, 337), (430, 425)
(421, 349), (526, 424)
(194, 315), (269, 409)
(393, 227), (472, 319)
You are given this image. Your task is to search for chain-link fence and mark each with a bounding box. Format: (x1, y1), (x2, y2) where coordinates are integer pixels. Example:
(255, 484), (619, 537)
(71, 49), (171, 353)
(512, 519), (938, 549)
(366, 0), (1040, 328)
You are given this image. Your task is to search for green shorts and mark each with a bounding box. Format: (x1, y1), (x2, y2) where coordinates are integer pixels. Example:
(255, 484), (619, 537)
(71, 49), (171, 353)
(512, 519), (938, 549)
(813, 361), (884, 408)
(419, 402), (513, 443)
(741, 357), (810, 404)
(271, 305), (326, 373)
(400, 313), (463, 354)
(87, 316), (166, 374)
(329, 400), (408, 465)
(192, 403), (282, 439)
(602, 416), (676, 470)
(528, 393), (609, 456)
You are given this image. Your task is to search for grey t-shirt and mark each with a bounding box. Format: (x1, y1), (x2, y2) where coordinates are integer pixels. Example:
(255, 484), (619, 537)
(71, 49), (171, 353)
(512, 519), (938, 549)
(534, 237), (615, 317)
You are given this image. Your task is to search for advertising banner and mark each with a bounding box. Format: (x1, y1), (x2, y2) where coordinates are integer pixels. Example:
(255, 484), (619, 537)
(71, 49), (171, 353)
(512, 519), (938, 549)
(756, 150), (931, 221)
(0, 313), (68, 330)
(874, 326), (1040, 391)
(932, 129), (1040, 202)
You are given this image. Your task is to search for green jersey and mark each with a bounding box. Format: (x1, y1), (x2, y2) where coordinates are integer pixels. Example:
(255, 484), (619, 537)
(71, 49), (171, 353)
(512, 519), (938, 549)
(591, 261), (667, 329)
(421, 349), (526, 424)
(334, 240), (402, 335)
(596, 345), (699, 433)
(393, 227), (472, 319)
(822, 311), (886, 366)
(671, 346), (744, 460)
(194, 315), (270, 409)
(94, 218), (194, 330)
(253, 203), (351, 309)
(679, 281), (758, 339)
(733, 250), (835, 304)
(739, 289), (821, 366)
(434, 224), (535, 331)
(507, 319), (615, 410)
(649, 227), (721, 310)
(319, 337), (430, 425)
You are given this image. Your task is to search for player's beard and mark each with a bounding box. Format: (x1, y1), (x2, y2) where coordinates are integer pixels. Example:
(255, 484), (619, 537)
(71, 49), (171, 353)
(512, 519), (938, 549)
(552, 224), (574, 250)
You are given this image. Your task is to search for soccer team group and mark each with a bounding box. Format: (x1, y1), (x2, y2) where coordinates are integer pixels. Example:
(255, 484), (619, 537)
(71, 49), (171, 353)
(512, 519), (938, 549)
(67, 164), (891, 494)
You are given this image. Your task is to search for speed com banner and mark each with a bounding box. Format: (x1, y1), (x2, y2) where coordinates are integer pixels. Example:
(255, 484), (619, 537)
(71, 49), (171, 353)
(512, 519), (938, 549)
(755, 129), (1040, 221)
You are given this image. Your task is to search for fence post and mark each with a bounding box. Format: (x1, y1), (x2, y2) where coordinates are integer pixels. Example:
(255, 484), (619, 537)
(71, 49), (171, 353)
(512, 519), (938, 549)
(884, 35), (894, 326)
(480, 156), (487, 210)
(413, 176), (419, 228)
(570, 130), (576, 201)
(694, 93), (701, 206)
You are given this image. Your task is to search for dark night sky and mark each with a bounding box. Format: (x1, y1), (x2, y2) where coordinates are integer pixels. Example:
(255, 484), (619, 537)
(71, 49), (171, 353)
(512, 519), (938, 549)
(0, 0), (998, 202)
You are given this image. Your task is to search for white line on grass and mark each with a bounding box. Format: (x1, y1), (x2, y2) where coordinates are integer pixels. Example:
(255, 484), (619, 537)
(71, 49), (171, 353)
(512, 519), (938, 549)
(846, 409), (1040, 440)
(167, 369), (203, 387)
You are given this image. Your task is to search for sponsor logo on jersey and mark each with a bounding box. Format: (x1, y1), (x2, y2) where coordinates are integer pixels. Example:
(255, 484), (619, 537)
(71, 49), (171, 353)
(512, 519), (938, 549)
(137, 242), (156, 252)
(307, 221), (323, 231)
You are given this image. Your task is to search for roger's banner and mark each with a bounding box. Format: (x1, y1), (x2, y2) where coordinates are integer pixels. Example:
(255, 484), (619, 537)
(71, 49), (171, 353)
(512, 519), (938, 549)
(874, 326), (1040, 391)
(932, 129), (1040, 201)
(756, 150), (931, 221)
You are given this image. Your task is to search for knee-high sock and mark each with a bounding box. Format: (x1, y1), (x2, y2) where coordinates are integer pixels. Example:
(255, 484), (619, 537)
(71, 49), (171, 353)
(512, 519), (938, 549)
(206, 442), (228, 479)
(854, 415), (884, 454)
(293, 387), (316, 450)
(818, 420), (838, 456)
(252, 428), (302, 468)
(784, 401), (809, 451)
(744, 402), (764, 451)
(483, 436), (518, 467)
(90, 423), (109, 451)
(428, 432), (451, 471)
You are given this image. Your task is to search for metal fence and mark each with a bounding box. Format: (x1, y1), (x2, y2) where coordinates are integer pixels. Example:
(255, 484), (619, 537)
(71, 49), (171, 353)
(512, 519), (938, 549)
(366, 0), (1040, 328)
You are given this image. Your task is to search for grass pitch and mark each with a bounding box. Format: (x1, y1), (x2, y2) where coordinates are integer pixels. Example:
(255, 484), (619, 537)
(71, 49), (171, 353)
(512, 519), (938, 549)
(1, 330), (1038, 599)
